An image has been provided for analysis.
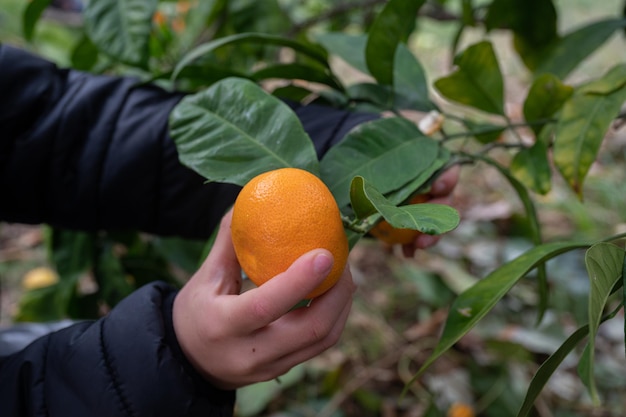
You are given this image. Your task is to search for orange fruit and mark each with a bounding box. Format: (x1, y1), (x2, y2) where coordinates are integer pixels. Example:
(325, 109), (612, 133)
(369, 194), (429, 245)
(231, 168), (349, 299)
(447, 403), (475, 417)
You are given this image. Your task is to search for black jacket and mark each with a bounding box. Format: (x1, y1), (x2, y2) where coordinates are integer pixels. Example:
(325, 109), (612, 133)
(0, 44), (376, 416)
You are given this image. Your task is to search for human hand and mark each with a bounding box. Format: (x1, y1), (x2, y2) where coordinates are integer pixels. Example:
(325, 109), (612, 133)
(172, 210), (355, 390)
(402, 165), (460, 257)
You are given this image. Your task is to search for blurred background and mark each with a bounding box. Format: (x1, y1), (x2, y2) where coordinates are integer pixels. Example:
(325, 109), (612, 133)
(2, 1), (626, 416)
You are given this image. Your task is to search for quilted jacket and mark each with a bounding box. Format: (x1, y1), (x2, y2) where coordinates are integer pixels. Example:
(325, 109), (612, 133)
(0, 44), (376, 416)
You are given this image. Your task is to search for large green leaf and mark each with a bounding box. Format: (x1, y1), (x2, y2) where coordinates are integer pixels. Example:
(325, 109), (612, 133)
(319, 117), (440, 210)
(553, 65), (626, 196)
(434, 41), (505, 116)
(169, 77), (319, 186)
(365, 0), (425, 85)
(577, 243), (625, 404)
(350, 176), (459, 235)
(172, 32), (330, 81)
(83, 0), (158, 68)
(523, 73), (573, 136)
(534, 19), (626, 79)
(406, 240), (592, 390)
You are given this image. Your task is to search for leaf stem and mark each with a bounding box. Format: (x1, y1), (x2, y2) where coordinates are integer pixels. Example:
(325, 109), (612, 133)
(341, 214), (374, 234)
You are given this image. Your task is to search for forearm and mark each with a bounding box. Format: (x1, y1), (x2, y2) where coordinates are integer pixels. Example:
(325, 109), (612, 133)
(0, 44), (377, 239)
(0, 282), (235, 417)
(0, 44), (238, 238)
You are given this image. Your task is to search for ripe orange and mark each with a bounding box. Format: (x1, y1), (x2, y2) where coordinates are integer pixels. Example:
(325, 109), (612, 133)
(447, 403), (475, 417)
(231, 168), (349, 299)
(369, 194), (429, 245)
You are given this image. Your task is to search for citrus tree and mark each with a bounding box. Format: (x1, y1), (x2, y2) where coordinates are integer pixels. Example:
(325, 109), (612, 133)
(9, 0), (626, 415)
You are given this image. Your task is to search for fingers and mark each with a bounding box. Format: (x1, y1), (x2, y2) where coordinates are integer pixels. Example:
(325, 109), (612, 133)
(224, 266), (355, 385)
(232, 249), (335, 332)
(259, 265), (355, 354)
(430, 165), (460, 196)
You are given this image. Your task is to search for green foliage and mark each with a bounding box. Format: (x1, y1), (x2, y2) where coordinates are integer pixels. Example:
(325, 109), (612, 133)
(170, 77), (320, 184)
(6, 0), (626, 415)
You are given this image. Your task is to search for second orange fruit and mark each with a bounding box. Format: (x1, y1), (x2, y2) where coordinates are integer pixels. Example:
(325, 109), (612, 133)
(369, 194), (429, 245)
(231, 168), (349, 299)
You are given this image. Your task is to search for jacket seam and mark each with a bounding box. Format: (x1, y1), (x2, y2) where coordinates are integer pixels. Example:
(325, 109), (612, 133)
(100, 320), (136, 417)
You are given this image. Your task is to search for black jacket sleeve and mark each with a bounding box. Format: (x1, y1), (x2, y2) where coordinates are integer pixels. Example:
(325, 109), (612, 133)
(0, 282), (235, 417)
(0, 44), (377, 240)
(0, 44), (378, 417)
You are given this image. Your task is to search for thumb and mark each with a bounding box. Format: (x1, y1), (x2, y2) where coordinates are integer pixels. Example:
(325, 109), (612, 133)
(234, 249), (335, 330)
(196, 209), (243, 295)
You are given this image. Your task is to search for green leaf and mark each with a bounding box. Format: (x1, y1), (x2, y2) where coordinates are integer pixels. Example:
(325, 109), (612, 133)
(172, 32), (330, 81)
(384, 146), (451, 206)
(515, 303), (621, 417)
(534, 18), (626, 79)
(577, 243), (625, 404)
(169, 77), (319, 186)
(316, 33), (369, 74)
(393, 44), (435, 111)
(434, 41), (505, 115)
(319, 117), (440, 210)
(365, 0), (425, 85)
(350, 176), (460, 234)
(485, 0), (557, 47)
(83, 0), (158, 67)
(70, 35), (99, 71)
(270, 85), (314, 102)
(316, 33), (432, 111)
(578, 63), (626, 95)
(406, 240), (592, 390)
(510, 141), (552, 195)
(553, 65), (626, 197)
(523, 73), (573, 136)
(173, 0), (224, 53)
(251, 63), (340, 90)
(22, 0), (51, 42)
(236, 364), (306, 417)
(345, 83), (397, 111)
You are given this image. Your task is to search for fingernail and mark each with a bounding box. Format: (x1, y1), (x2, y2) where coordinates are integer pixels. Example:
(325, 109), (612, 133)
(313, 252), (333, 275)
